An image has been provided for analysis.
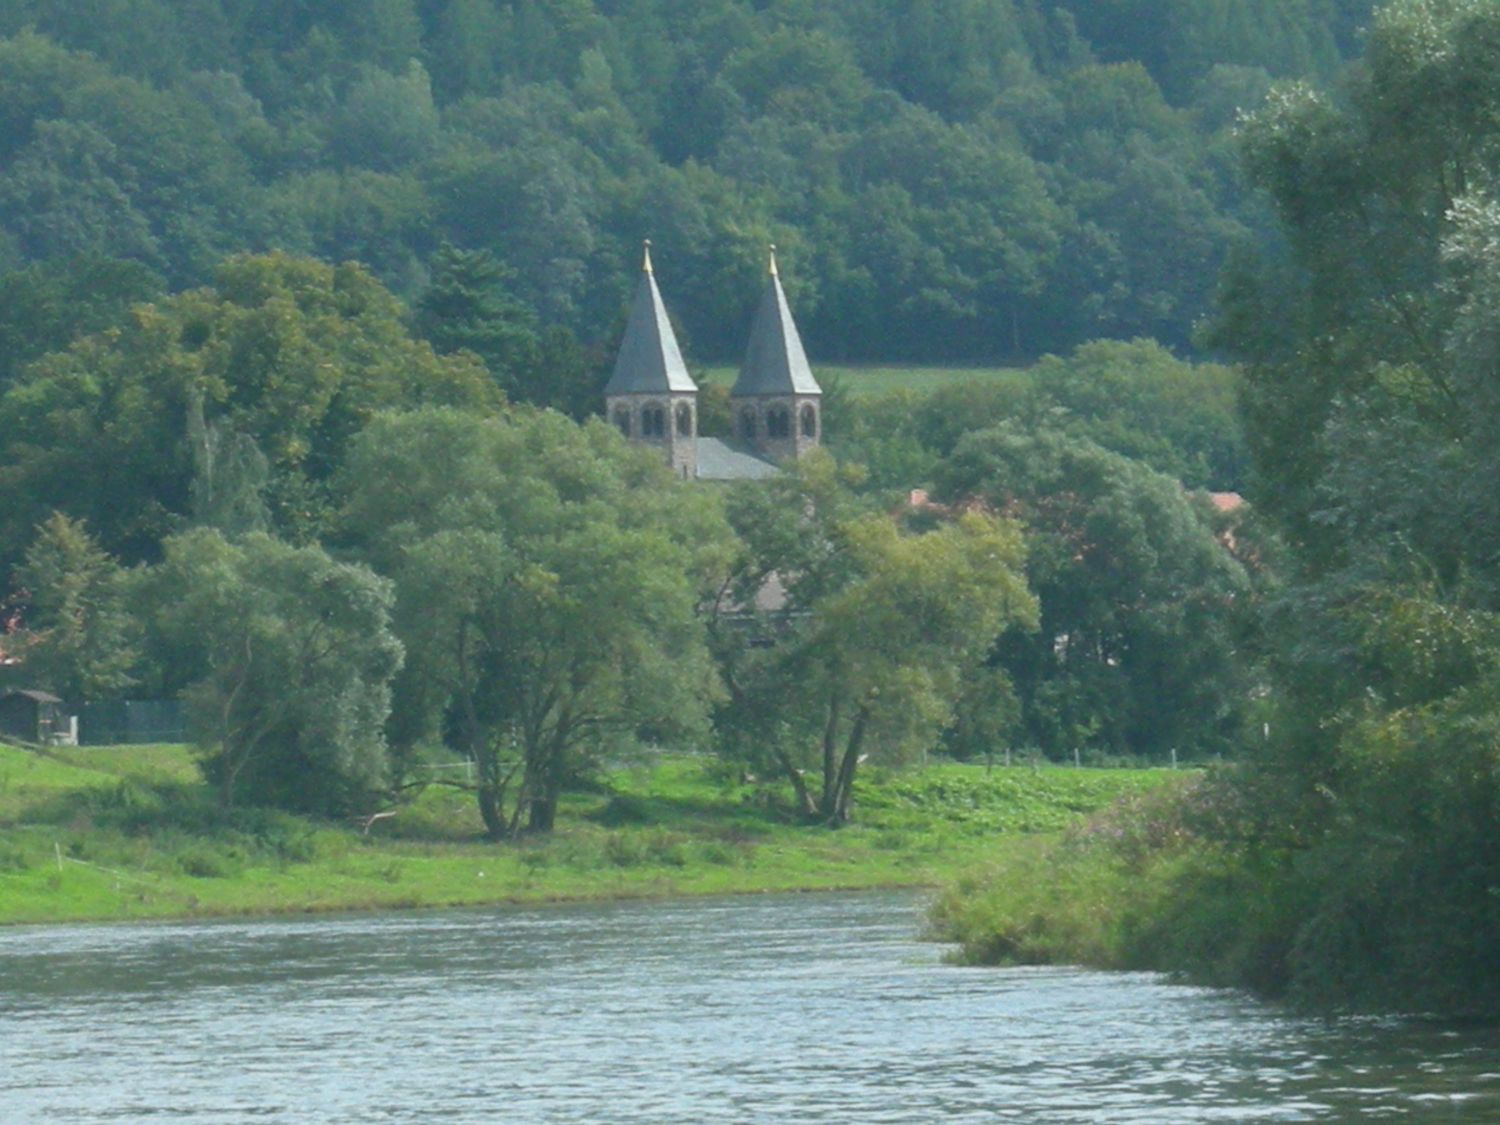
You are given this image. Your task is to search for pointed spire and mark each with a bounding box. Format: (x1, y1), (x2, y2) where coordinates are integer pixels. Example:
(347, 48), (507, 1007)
(604, 241), (697, 395)
(732, 249), (821, 398)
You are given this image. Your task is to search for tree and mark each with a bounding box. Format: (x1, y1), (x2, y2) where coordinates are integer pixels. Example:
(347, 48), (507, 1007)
(935, 424), (1253, 760)
(1026, 339), (1246, 490)
(332, 61), (440, 172)
(413, 231), (606, 418)
(1133, 0), (1500, 1012)
(11, 513), (137, 702)
(338, 407), (730, 836)
(0, 252), (496, 576)
(138, 528), (403, 814)
(897, 340), (1247, 491)
(943, 662), (1023, 767)
(0, 253), (162, 393)
(1206, 0), (1500, 747)
(0, 31), (268, 285)
(715, 453), (1036, 821)
(1215, 0), (1500, 556)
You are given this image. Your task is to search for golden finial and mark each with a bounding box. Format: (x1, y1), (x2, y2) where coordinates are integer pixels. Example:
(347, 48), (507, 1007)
(643, 239), (654, 275)
(768, 243), (779, 278)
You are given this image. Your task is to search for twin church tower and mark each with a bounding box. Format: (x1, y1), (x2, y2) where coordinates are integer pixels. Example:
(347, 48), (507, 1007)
(604, 242), (822, 481)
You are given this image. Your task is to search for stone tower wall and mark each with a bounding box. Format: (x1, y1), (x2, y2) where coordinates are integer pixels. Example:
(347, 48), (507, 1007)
(607, 392), (698, 479)
(733, 394), (820, 463)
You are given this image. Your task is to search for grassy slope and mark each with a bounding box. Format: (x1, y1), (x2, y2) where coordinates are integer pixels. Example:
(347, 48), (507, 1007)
(0, 743), (1172, 925)
(700, 364), (1025, 397)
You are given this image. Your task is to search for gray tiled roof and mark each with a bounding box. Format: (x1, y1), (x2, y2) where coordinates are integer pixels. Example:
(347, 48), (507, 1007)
(604, 249), (698, 395)
(732, 257), (821, 398)
(695, 437), (778, 481)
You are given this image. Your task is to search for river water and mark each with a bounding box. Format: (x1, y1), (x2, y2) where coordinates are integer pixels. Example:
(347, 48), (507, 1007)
(1, 890), (1496, 1122)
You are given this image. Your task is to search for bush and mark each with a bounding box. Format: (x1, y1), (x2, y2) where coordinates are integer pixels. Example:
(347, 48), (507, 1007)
(176, 845), (245, 879)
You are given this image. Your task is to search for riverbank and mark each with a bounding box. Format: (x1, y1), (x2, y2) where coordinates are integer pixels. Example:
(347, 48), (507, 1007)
(0, 742), (1173, 925)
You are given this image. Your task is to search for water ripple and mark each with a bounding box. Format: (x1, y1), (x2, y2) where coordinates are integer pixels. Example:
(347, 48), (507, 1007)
(2, 891), (1497, 1122)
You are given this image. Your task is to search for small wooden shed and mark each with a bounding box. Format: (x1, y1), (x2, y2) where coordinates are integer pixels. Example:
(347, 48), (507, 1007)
(0, 688), (65, 745)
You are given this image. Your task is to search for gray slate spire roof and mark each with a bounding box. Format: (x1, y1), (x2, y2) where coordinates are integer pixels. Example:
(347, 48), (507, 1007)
(604, 242), (698, 395)
(731, 247), (821, 397)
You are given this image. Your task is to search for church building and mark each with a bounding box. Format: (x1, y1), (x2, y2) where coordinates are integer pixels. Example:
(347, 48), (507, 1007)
(604, 242), (822, 481)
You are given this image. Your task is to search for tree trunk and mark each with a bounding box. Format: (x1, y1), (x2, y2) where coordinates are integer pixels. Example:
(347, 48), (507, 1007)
(519, 735), (562, 834)
(477, 780), (506, 840)
(772, 745), (817, 817)
(823, 707), (869, 825)
(527, 790), (558, 834)
(821, 697), (842, 811)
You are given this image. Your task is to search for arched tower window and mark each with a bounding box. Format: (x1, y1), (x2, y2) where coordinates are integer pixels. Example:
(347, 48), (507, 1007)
(767, 407), (791, 438)
(740, 409), (757, 440)
(642, 405), (666, 438)
(800, 403), (818, 438)
(613, 407), (632, 437)
(676, 403), (694, 437)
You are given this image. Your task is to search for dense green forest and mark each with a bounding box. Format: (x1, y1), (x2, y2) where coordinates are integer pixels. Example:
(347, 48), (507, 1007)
(0, 0), (1374, 371)
(4, 0), (1499, 1015)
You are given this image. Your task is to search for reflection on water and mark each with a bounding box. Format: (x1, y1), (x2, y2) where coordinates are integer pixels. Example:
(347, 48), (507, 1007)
(1, 890), (1496, 1122)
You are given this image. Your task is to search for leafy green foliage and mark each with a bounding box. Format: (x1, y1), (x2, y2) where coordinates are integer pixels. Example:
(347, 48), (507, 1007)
(936, 425), (1254, 761)
(136, 529), (403, 815)
(10, 513), (138, 702)
(0, 254), (161, 393)
(338, 406), (732, 835)
(937, 0), (1500, 1015)
(0, 252), (495, 575)
(714, 452), (1038, 821)
(0, 4), (1376, 364)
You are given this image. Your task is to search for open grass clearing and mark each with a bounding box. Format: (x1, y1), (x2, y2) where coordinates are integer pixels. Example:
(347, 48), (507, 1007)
(700, 364), (1027, 398)
(0, 742), (1175, 925)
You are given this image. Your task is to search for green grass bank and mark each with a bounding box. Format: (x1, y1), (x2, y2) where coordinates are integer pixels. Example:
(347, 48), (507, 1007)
(927, 774), (1321, 1001)
(0, 742), (1170, 926)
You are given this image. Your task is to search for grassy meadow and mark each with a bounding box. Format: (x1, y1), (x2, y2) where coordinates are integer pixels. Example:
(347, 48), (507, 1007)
(0, 741), (1173, 926)
(700, 364), (1027, 398)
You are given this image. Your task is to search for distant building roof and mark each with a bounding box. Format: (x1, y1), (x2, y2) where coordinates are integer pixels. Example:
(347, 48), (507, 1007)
(604, 242), (698, 396)
(1209, 492), (1245, 513)
(731, 248), (821, 398)
(4, 688), (62, 704)
(695, 437), (779, 481)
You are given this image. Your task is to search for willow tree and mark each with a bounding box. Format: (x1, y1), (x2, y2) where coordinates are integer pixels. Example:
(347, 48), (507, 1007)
(339, 406), (730, 836)
(139, 529), (402, 815)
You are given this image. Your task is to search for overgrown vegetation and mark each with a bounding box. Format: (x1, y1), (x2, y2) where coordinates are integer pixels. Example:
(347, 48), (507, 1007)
(933, 0), (1500, 1018)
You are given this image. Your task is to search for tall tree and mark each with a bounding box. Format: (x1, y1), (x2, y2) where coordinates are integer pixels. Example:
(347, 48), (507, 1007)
(0, 253), (161, 393)
(935, 424), (1253, 760)
(414, 243), (542, 398)
(338, 406), (730, 836)
(1139, 0), (1500, 1012)
(11, 513), (138, 703)
(138, 528), (403, 814)
(0, 252), (495, 576)
(715, 453), (1036, 821)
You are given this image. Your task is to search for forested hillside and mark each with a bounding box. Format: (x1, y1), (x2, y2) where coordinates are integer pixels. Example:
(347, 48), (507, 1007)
(0, 0), (1375, 369)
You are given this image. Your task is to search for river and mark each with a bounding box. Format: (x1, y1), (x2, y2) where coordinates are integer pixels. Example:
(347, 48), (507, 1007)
(1, 890), (1496, 1122)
